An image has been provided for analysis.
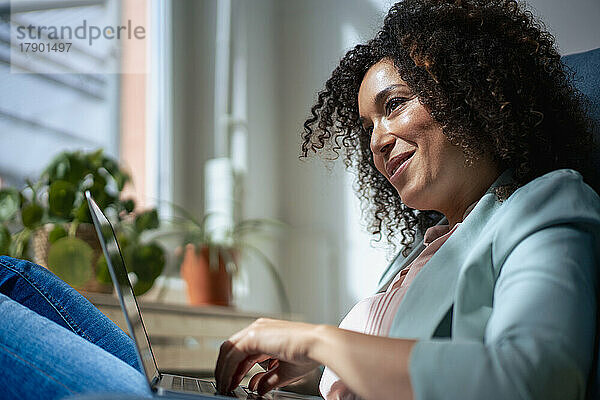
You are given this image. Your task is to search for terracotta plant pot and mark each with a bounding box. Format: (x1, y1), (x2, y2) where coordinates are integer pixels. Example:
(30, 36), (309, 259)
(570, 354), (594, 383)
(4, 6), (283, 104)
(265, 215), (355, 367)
(180, 244), (232, 306)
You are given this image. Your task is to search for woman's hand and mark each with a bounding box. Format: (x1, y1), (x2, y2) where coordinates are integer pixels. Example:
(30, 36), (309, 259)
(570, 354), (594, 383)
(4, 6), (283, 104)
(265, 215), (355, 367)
(214, 318), (322, 395)
(216, 318), (416, 399)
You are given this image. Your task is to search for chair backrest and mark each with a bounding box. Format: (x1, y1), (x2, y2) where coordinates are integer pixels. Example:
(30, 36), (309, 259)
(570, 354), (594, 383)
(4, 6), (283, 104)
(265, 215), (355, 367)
(562, 47), (600, 400)
(562, 47), (600, 173)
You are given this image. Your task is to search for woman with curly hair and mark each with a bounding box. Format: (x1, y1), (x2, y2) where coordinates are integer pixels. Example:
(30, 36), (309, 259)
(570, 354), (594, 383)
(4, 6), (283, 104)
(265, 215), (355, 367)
(215, 1), (600, 399)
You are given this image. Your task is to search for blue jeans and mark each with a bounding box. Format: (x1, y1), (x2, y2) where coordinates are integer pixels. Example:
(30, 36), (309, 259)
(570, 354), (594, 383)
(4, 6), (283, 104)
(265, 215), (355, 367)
(0, 256), (153, 399)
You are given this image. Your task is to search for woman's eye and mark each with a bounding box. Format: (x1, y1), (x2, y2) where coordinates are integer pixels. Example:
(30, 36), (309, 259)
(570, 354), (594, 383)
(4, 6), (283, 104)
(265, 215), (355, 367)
(385, 97), (406, 116)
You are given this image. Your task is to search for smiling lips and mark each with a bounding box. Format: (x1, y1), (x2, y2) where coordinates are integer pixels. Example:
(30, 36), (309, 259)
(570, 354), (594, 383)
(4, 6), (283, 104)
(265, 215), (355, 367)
(386, 150), (416, 178)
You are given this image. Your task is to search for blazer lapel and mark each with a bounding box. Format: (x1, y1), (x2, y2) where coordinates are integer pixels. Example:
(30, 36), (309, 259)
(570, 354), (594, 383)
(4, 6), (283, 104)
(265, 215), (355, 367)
(377, 237), (427, 293)
(387, 169), (515, 339)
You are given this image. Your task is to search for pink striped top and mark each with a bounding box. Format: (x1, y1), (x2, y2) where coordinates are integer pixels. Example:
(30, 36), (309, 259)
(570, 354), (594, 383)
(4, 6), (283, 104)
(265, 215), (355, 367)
(319, 202), (478, 400)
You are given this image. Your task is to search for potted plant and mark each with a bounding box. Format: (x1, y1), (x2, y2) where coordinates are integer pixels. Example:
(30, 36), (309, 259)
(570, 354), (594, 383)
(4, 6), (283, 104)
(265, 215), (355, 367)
(162, 206), (290, 310)
(0, 149), (165, 295)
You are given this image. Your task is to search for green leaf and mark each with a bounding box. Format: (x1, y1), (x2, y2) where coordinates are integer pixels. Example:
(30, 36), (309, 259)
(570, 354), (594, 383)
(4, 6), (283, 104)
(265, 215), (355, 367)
(118, 242), (165, 296)
(167, 202), (205, 229)
(0, 189), (20, 222)
(135, 210), (159, 233)
(90, 173), (107, 194)
(116, 231), (131, 250)
(73, 201), (92, 223)
(132, 280), (154, 296)
(18, 192), (27, 207)
(129, 243), (164, 293)
(101, 157), (120, 177)
(47, 237), (93, 286)
(44, 151), (90, 185)
(9, 228), (31, 258)
(116, 173), (130, 192)
(123, 199), (135, 213)
(87, 149), (104, 168)
(45, 153), (70, 182)
(48, 224), (68, 244)
(0, 225), (11, 254)
(89, 174), (114, 209)
(22, 203), (44, 229)
(48, 181), (76, 218)
(64, 154), (89, 185)
(95, 255), (112, 284)
(101, 157), (130, 191)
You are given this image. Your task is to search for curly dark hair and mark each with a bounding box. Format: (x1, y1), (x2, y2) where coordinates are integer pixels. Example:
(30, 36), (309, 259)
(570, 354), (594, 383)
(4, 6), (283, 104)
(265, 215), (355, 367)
(300, 0), (598, 257)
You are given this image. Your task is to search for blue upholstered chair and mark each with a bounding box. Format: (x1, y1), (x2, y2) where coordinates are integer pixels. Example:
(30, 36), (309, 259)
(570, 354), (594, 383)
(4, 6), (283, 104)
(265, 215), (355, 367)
(563, 47), (600, 400)
(563, 48), (600, 128)
(563, 47), (600, 173)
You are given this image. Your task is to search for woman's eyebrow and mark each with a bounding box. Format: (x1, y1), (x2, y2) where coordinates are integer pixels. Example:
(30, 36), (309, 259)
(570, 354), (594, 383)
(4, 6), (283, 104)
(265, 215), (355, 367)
(374, 84), (405, 107)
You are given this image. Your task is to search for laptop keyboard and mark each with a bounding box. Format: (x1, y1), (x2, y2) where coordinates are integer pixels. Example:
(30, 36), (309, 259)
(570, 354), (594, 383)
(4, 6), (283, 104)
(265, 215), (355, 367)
(200, 380), (219, 393)
(170, 376), (262, 398)
(171, 376), (217, 393)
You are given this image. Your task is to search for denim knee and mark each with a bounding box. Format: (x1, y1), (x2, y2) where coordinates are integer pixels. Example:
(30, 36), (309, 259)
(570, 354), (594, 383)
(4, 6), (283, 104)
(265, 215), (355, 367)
(0, 292), (152, 399)
(0, 255), (142, 372)
(0, 255), (87, 334)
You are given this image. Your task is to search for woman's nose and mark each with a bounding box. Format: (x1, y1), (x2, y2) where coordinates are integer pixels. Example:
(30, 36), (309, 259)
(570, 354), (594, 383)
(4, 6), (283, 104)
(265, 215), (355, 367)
(370, 126), (395, 155)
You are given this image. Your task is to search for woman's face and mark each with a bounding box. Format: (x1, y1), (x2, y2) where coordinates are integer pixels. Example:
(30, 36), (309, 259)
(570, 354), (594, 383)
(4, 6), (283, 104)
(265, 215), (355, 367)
(357, 59), (499, 224)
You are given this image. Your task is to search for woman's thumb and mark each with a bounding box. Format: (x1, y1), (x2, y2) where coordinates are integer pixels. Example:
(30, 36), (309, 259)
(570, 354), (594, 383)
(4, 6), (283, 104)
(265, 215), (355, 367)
(256, 364), (297, 395)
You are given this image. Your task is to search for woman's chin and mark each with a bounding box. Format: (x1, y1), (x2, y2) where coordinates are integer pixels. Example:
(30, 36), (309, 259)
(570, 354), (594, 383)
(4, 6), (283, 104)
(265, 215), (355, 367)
(395, 187), (427, 211)
(395, 187), (415, 207)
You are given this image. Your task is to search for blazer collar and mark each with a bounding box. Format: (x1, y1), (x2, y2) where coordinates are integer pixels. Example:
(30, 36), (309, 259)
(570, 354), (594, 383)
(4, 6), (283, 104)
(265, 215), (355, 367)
(379, 168), (516, 338)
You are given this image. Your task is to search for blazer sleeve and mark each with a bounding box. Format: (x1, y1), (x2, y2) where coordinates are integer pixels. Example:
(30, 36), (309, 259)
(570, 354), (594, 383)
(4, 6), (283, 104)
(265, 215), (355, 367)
(408, 223), (598, 400)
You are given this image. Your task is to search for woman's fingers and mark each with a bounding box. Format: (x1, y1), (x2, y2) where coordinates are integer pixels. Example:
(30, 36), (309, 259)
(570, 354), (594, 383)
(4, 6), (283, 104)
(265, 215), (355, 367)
(253, 361), (314, 396)
(216, 321), (274, 393)
(256, 367), (283, 395)
(215, 336), (270, 393)
(250, 359), (279, 391)
(255, 364), (296, 395)
(215, 318), (321, 394)
(229, 354), (270, 392)
(215, 340), (232, 393)
(216, 339), (246, 393)
(249, 371), (267, 392)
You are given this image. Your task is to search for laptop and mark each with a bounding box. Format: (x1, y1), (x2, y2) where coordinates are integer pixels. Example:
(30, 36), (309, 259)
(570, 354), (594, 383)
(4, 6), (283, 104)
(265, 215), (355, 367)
(86, 191), (321, 400)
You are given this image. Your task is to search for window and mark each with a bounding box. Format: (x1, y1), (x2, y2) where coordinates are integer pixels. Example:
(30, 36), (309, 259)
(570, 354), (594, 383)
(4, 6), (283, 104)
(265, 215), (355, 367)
(0, 1), (120, 187)
(0, 0), (168, 211)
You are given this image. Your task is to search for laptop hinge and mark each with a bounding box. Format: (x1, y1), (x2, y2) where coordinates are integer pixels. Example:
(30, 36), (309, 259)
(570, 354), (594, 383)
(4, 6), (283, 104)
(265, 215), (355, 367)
(151, 373), (161, 388)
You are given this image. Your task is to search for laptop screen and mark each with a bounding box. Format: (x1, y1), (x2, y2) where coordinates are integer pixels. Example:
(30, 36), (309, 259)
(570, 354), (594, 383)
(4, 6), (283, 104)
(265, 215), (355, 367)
(86, 192), (160, 385)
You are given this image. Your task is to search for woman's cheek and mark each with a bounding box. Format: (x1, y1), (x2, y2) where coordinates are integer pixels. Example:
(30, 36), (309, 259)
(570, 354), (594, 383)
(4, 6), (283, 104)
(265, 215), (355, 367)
(373, 157), (388, 179)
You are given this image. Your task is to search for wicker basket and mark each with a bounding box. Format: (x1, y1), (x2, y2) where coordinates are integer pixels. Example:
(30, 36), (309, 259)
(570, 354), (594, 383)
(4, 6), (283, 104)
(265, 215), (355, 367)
(32, 223), (113, 293)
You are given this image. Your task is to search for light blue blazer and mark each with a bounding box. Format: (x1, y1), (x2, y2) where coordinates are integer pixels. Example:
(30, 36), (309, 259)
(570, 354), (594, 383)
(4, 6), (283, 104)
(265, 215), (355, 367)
(377, 169), (600, 400)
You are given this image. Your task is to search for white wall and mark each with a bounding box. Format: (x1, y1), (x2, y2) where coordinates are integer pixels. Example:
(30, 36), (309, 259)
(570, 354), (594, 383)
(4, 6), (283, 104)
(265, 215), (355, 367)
(274, 0), (391, 323)
(525, 0), (600, 55)
(229, 0), (284, 314)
